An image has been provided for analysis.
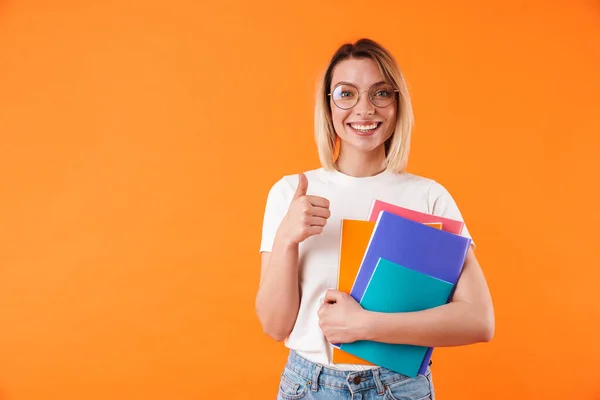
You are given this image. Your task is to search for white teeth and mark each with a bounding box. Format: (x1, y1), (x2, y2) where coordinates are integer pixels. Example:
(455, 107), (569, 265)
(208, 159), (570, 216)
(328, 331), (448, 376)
(350, 122), (378, 131)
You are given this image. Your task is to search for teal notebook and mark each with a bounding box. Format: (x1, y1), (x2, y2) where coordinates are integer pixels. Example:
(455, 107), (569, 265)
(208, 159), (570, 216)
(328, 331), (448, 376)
(340, 257), (454, 377)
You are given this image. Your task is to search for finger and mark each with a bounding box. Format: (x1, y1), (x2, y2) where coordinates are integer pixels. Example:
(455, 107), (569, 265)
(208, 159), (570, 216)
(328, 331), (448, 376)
(317, 304), (327, 318)
(318, 319), (325, 330)
(318, 306), (332, 322)
(293, 173), (308, 200)
(311, 207), (331, 219)
(307, 216), (327, 227)
(325, 289), (344, 304)
(305, 225), (324, 237)
(305, 195), (330, 209)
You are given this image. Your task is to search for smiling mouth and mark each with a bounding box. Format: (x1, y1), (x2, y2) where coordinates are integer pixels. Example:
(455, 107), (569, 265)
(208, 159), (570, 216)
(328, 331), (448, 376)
(347, 122), (382, 135)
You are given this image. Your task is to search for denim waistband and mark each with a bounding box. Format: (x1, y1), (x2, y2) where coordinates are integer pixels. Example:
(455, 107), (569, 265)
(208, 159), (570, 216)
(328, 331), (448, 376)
(284, 350), (430, 394)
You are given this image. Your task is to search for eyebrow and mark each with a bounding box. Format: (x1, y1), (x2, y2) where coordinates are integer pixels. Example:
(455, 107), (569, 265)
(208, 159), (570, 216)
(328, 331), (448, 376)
(332, 80), (386, 89)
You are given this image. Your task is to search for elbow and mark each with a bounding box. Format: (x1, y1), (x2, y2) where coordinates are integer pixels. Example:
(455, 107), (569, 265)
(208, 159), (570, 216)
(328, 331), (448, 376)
(264, 328), (289, 342)
(255, 302), (291, 342)
(479, 320), (495, 343)
(477, 308), (495, 343)
(259, 319), (291, 342)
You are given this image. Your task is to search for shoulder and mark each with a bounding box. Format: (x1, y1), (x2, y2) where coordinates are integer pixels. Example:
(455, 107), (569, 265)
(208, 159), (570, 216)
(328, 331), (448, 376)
(394, 172), (440, 193)
(395, 172), (458, 212)
(401, 172), (454, 191)
(405, 174), (465, 217)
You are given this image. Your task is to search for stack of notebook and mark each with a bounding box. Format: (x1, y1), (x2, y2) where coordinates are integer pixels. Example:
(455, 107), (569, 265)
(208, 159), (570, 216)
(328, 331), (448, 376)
(332, 199), (471, 377)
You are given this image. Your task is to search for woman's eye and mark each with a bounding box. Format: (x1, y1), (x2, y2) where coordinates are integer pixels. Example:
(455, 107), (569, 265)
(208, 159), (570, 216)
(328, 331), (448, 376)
(341, 91), (354, 97)
(375, 90), (390, 97)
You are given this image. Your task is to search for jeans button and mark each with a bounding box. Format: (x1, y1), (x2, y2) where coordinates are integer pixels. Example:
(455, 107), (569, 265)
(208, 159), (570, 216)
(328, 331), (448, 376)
(353, 376), (361, 385)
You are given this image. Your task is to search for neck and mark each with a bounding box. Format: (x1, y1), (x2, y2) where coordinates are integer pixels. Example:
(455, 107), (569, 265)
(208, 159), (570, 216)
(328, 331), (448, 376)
(335, 145), (387, 177)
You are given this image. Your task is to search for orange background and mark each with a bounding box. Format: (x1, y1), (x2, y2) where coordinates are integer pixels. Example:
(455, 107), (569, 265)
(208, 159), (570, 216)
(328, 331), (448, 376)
(1, 1), (599, 399)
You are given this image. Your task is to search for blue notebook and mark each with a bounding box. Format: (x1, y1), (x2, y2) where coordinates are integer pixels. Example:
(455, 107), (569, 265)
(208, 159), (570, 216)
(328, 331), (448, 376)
(340, 258), (454, 377)
(350, 210), (471, 302)
(349, 210), (471, 375)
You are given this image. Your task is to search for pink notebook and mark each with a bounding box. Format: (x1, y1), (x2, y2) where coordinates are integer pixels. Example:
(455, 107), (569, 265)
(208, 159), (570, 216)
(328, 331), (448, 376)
(368, 199), (464, 235)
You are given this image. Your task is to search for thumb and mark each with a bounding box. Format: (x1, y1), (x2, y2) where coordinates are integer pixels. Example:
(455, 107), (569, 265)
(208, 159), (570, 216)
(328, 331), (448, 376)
(293, 173), (308, 199)
(324, 289), (344, 304)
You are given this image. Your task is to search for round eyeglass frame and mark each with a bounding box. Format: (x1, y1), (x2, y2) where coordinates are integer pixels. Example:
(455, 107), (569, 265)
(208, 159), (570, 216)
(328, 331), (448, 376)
(328, 82), (400, 110)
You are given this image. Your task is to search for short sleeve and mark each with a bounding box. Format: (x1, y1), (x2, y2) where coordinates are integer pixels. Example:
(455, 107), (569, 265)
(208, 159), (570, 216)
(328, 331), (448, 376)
(259, 178), (293, 253)
(427, 181), (476, 249)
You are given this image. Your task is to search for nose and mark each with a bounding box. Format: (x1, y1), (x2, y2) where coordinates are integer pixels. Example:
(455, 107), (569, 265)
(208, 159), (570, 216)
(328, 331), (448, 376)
(354, 91), (375, 116)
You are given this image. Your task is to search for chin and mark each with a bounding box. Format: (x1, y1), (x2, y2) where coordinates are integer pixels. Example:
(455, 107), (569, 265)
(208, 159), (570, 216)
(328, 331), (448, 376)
(343, 131), (389, 153)
(344, 138), (385, 154)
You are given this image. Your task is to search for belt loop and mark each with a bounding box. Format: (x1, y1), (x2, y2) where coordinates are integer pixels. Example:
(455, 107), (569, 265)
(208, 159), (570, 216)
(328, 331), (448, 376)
(372, 368), (385, 395)
(311, 364), (322, 392)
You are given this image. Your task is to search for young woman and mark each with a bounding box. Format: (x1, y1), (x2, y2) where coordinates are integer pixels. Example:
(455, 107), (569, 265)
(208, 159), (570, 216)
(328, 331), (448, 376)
(256, 38), (494, 400)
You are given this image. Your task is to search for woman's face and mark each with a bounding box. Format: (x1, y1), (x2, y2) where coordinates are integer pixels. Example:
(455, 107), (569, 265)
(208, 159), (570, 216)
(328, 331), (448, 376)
(330, 58), (397, 156)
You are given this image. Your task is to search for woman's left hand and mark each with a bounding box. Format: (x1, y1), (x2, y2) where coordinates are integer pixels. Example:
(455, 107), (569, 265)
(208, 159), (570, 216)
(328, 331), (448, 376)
(317, 290), (369, 344)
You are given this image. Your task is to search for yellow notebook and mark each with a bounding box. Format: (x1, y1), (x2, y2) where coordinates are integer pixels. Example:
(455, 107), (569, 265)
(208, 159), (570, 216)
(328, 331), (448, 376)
(332, 220), (442, 365)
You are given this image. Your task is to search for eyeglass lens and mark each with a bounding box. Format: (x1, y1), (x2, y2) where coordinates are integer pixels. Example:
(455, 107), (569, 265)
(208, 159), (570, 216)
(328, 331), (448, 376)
(331, 82), (396, 109)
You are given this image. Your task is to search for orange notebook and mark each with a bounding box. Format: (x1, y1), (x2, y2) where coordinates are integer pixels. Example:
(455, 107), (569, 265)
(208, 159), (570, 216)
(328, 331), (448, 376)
(332, 219), (442, 365)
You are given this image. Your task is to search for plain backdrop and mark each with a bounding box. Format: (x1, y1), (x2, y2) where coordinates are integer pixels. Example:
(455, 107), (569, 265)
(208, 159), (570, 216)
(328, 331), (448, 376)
(1, 1), (599, 399)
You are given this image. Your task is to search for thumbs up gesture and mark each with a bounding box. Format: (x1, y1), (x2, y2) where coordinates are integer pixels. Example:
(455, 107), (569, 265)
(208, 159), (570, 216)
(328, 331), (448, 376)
(278, 173), (331, 245)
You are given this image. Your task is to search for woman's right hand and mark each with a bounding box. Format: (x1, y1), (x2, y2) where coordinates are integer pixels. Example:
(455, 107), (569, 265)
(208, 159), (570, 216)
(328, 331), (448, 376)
(276, 173), (331, 246)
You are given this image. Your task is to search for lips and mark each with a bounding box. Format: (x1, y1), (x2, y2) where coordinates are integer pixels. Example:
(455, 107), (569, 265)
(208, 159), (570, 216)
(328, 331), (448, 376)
(347, 121), (382, 136)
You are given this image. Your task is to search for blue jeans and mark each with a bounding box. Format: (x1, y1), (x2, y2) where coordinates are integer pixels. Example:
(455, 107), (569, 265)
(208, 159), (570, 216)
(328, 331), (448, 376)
(277, 351), (435, 400)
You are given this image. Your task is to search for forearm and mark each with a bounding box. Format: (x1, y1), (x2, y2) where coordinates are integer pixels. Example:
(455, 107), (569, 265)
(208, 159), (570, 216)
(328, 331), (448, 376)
(363, 301), (494, 347)
(255, 234), (301, 341)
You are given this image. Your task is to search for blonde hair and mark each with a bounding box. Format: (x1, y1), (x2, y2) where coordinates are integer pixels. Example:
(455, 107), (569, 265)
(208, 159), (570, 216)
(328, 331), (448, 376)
(314, 38), (414, 173)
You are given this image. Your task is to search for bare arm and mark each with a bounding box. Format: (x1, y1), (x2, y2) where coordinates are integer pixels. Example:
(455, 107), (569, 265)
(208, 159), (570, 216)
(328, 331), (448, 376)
(255, 236), (301, 341)
(255, 173), (330, 342)
(363, 248), (495, 346)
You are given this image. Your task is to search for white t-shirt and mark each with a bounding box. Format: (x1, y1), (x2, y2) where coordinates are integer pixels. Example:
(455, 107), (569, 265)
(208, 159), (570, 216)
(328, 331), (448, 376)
(259, 167), (474, 371)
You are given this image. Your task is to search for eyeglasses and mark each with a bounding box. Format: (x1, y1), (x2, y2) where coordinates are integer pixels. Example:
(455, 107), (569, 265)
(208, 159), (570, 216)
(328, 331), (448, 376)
(328, 82), (399, 110)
